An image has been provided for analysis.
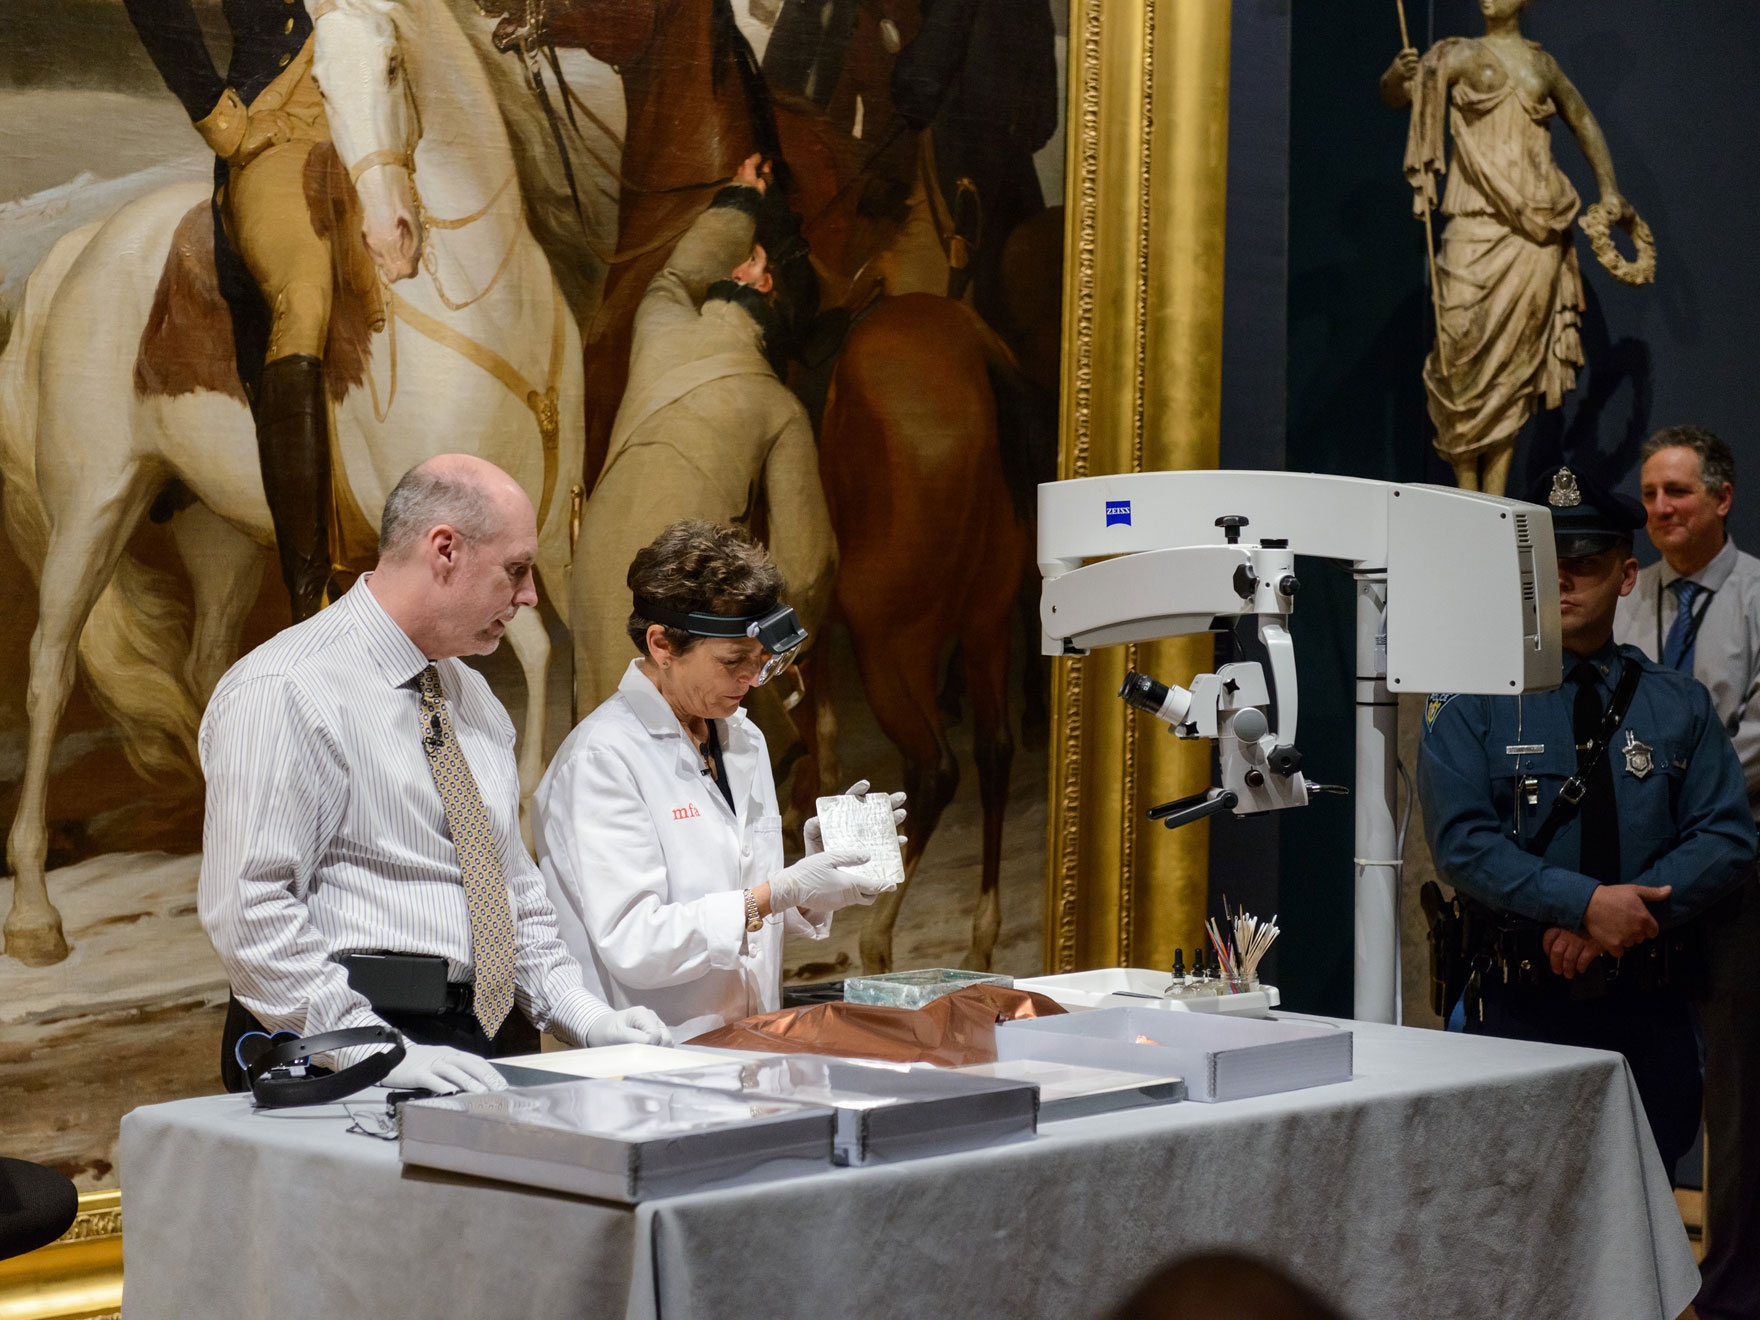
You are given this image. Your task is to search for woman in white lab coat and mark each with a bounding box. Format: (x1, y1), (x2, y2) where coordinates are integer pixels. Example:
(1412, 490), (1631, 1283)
(533, 521), (905, 1041)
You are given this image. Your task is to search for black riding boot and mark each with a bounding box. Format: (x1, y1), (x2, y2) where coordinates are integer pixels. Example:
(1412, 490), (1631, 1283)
(254, 354), (334, 622)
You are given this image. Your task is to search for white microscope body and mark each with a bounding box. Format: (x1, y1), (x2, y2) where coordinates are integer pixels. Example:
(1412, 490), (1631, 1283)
(1038, 471), (1563, 1023)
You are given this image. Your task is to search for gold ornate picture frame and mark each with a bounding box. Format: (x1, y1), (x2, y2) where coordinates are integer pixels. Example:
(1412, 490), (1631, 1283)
(1049, 0), (1234, 975)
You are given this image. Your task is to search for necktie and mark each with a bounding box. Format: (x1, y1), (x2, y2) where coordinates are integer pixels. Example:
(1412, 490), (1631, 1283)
(417, 665), (516, 1037)
(1662, 579), (1703, 673)
(1569, 661), (1620, 885)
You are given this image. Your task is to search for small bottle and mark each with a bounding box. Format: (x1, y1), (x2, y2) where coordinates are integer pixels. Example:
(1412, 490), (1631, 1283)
(1189, 951), (1219, 997)
(1165, 949), (1188, 999)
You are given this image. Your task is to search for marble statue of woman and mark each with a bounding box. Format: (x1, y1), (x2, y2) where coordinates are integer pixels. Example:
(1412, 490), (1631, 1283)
(1380, 0), (1632, 495)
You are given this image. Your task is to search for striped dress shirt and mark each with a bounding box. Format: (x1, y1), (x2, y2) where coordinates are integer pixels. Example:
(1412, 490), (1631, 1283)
(1615, 536), (1760, 819)
(197, 578), (609, 1049)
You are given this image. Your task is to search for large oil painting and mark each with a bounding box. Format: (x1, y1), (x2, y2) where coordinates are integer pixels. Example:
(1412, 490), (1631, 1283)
(0, 0), (1068, 1186)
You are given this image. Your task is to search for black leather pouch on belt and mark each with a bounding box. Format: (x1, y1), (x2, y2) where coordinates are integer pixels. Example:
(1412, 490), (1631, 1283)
(340, 953), (451, 1013)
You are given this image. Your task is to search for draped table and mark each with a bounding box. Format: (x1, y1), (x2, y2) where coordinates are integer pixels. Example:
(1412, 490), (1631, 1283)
(118, 1015), (1696, 1319)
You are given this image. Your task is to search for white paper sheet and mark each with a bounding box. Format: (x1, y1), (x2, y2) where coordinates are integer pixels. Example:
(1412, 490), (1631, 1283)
(494, 1043), (721, 1079)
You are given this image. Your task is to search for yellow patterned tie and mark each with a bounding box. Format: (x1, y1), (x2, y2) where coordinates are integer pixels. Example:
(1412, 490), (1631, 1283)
(417, 665), (516, 1037)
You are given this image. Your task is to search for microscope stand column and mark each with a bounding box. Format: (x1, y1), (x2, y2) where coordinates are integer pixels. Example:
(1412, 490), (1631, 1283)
(1354, 575), (1401, 1024)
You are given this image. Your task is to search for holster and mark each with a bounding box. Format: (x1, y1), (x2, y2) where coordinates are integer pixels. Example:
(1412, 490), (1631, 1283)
(1448, 891), (1716, 1015)
(1418, 881), (1464, 1018)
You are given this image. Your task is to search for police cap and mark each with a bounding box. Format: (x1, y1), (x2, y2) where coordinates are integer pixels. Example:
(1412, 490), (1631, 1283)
(1525, 465), (1645, 559)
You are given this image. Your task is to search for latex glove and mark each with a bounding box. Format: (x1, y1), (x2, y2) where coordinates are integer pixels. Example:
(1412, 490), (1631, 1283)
(767, 849), (881, 912)
(382, 1042), (507, 1095)
(803, 779), (909, 856)
(586, 1006), (674, 1048)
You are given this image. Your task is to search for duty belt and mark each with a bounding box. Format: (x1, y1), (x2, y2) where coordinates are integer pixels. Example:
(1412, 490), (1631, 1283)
(1422, 886), (1711, 1025)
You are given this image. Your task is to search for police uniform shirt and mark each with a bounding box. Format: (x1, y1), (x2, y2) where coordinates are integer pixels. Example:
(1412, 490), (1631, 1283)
(1614, 536), (1760, 819)
(1417, 642), (1756, 930)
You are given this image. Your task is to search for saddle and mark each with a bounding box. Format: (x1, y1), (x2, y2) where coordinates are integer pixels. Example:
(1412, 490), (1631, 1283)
(133, 142), (383, 407)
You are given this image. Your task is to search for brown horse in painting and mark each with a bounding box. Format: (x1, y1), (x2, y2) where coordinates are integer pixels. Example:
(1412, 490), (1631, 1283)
(522, 0), (1032, 971)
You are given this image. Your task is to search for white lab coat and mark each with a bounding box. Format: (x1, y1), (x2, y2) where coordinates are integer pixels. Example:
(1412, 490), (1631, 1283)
(533, 659), (829, 1040)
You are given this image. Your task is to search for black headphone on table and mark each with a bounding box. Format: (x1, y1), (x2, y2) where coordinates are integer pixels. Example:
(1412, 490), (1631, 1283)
(242, 1025), (406, 1109)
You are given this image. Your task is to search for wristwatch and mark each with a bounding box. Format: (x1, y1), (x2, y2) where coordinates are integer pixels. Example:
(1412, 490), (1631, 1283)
(743, 888), (763, 933)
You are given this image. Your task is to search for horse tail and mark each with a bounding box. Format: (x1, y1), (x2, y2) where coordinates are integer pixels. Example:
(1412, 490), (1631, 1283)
(80, 559), (203, 787)
(0, 222), (100, 576)
(0, 222), (202, 788)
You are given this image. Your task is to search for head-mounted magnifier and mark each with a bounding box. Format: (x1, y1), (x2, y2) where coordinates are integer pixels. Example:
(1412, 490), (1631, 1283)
(635, 598), (808, 685)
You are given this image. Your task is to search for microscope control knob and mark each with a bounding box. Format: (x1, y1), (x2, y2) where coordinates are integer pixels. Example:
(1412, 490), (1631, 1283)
(1215, 515), (1250, 545)
(1278, 574), (1301, 597)
(1233, 563), (1258, 598)
(1230, 708), (1269, 743)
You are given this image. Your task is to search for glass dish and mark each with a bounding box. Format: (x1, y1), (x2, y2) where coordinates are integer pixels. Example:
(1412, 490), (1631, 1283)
(843, 968), (1014, 1009)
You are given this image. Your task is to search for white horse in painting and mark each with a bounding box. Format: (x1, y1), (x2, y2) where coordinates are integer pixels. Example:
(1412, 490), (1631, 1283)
(0, 0), (584, 964)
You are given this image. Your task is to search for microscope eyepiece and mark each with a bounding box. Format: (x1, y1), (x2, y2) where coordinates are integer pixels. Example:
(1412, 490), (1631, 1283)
(1119, 671), (1171, 715)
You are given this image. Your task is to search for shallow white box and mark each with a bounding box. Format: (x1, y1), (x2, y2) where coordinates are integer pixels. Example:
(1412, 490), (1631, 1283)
(400, 1077), (834, 1202)
(655, 1055), (1038, 1165)
(995, 1006), (1351, 1103)
(1016, 968), (1281, 1017)
(953, 1059), (1186, 1121)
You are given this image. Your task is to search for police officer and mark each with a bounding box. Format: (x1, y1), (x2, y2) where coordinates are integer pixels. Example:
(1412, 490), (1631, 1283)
(124, 0), (343, 620)
(1418, 465), (1756, 1172)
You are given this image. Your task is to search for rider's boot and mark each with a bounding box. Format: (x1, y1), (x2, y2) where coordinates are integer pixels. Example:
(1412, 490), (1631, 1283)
(254, 354), (334, 623)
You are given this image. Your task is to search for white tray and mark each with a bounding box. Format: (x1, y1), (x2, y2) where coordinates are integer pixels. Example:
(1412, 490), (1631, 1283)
(656, 1055), (1037, 1166)
(400, 1077), (834, 1202)
(995, 1006), (1351, 1103)
(1016, 968), (1280, 1017)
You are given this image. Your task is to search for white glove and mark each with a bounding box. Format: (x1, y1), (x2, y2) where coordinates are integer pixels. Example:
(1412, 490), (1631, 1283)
(768, 849), (884, 913)
(586, 1006), (675, 1048)
(382, 1042), (508, 1095)
(803, 779), (908, 855)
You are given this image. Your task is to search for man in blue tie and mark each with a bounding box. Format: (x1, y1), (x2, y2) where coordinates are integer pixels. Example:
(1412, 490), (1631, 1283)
(1614, 426), (1760, 1320)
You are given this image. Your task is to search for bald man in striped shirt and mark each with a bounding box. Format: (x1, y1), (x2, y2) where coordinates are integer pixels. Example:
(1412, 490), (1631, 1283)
(200, 455), (670, 1096)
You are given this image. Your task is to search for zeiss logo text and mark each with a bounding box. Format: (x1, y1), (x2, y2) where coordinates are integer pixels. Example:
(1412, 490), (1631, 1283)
(1105, 500), (1132, 527)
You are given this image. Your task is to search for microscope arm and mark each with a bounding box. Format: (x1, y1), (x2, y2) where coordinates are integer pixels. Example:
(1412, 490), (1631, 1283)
(1260, 619), (1298, 747)
(1039, 545), (1254, 653)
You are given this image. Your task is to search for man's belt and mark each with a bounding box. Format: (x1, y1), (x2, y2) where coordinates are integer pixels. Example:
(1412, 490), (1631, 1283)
(340, 953), (473, 1015)
(1437, 894), (1708, 1017)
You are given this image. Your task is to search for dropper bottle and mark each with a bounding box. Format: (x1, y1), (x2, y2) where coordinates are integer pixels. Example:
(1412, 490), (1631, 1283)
(1189, 950), (1218, 997)
(1165, 949), (1187, 999)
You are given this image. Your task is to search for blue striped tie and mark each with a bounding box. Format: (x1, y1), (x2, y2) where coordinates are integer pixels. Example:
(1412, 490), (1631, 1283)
(1662, 579), (1702, 673)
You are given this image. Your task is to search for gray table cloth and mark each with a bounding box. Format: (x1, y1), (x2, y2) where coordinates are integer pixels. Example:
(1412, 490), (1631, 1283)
(119, 1017), (1697, 1319)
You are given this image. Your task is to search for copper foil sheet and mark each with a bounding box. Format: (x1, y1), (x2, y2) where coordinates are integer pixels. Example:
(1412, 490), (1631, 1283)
(690, 984), (1067, 1066)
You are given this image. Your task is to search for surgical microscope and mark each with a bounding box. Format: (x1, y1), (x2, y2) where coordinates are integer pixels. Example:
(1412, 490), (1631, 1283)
(1038, 471), (1563, 1023)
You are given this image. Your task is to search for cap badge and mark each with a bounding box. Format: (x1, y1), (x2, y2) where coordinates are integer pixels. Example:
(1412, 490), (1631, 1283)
(1549, 468), (1583, 508)
(1622, 729), (1653, 780)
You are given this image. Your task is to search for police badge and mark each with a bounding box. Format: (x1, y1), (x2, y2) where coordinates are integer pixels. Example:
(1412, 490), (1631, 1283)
(1549, 468), (1583, 508)
(1622, 729), (1654, 779)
